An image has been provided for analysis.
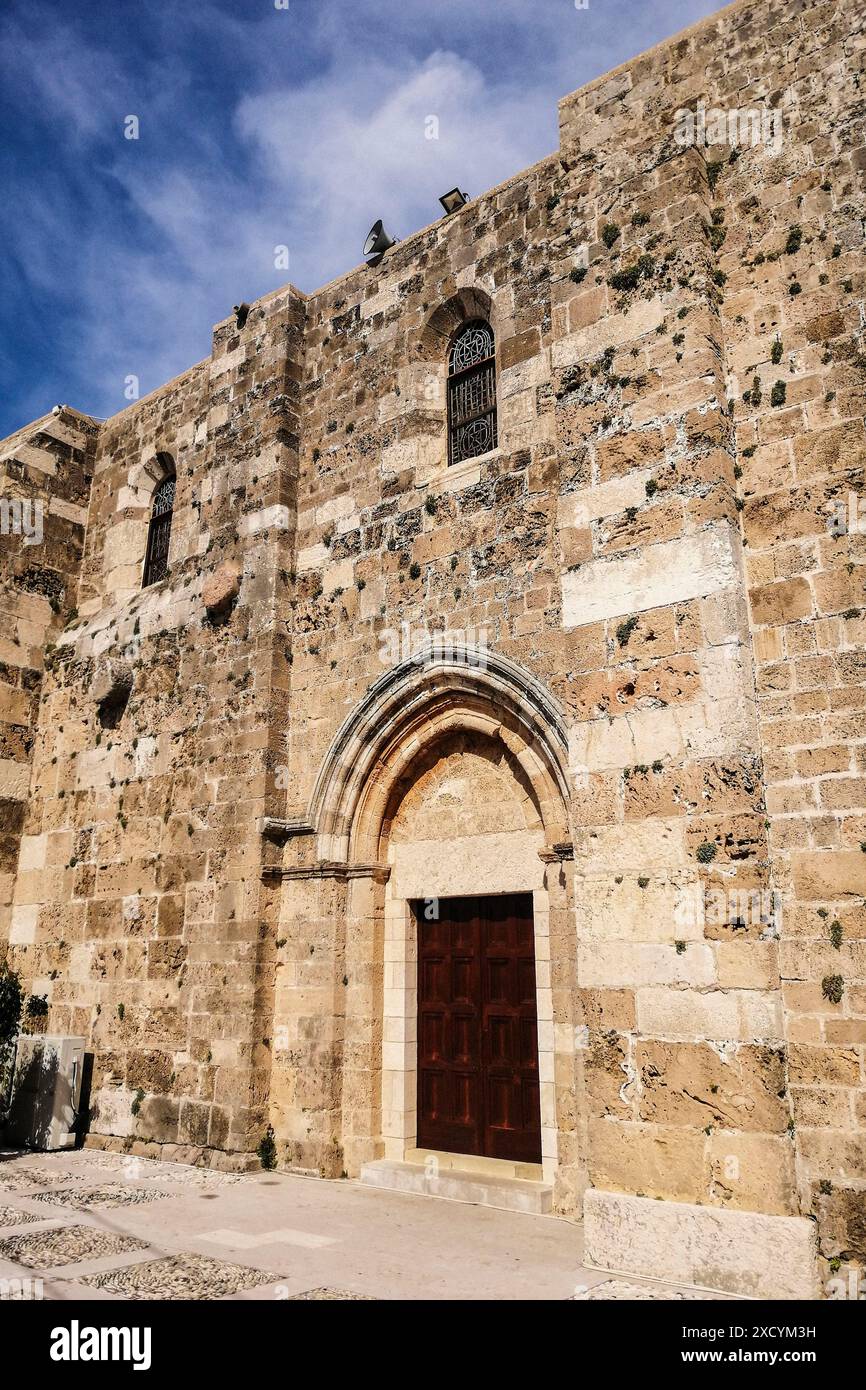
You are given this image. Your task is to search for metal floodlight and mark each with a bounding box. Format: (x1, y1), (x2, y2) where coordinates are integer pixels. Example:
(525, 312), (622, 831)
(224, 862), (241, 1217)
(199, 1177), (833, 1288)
(363, 220), (398, 259)
(439, 187), (470, 215)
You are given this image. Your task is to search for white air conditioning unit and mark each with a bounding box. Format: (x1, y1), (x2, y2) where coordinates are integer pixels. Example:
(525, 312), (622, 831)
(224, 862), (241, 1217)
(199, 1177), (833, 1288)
(5, 1035), (85, 1150)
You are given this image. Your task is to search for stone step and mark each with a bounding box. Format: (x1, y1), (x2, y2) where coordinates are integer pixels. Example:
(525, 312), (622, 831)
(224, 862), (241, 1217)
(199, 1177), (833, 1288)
(359, 1158), (553, 1215)
(404, 1147), (544, 1182)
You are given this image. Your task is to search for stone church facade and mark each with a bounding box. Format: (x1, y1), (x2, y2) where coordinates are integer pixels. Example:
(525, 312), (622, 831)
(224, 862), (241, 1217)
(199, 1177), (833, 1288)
(1, 0), (864, 1297)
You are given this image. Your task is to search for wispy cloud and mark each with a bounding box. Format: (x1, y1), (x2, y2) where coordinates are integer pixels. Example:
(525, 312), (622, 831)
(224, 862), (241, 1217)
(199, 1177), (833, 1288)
(234, 48), (554, 287)
(0, 0), (720, 433)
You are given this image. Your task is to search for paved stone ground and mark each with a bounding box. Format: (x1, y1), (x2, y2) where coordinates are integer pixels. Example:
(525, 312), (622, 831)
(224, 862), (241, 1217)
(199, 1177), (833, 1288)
(0, 1149), (728, 1301)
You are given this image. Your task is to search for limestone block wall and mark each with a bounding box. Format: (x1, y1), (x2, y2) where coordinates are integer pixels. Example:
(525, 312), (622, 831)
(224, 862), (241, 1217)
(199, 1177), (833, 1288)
(275, 152), (563, 824)
(548, 139), (787, 1220)
(714, 12), (866, 1269)
(555, 0), (865, 1274)
(0, 407), (95, 950)
(237, 1), (866, 1275)
(4, 287), (306, 1164)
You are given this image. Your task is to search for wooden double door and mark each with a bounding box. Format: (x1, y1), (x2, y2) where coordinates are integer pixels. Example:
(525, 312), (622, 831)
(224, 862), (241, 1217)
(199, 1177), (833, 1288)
(415, 893), (542, 1164)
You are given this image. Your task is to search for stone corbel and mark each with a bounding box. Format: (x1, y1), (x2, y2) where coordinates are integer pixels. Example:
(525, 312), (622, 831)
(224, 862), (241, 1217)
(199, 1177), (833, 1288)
(202, 560), (242, 621)
(538, 842), (574, 864)
(91, 659), (133, 724)
(258, 816), (315, 842)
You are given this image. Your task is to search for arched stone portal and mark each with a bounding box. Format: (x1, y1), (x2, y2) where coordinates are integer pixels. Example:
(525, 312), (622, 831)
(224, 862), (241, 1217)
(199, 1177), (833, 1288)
(275, 647), (586, 1212)
(309, 645), (571, 859)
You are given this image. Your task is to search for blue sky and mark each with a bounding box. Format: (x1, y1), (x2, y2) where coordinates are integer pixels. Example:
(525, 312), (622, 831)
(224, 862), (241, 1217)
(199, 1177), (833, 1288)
(0, 0), (721, 435)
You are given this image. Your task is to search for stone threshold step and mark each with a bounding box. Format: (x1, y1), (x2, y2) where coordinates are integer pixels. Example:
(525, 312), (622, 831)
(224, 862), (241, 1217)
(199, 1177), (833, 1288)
(359, 1159), (553, 1215)
(404, 1148), (543, 1182)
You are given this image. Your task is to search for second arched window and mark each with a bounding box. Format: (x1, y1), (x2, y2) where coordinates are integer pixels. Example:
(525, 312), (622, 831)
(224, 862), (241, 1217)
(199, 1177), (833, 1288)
(447, 321), (497, 466)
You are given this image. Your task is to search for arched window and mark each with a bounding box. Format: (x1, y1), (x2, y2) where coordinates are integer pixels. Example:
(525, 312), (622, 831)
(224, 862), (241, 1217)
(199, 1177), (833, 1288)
(447, 320), (497, 466)
(142, 465), (175, 588)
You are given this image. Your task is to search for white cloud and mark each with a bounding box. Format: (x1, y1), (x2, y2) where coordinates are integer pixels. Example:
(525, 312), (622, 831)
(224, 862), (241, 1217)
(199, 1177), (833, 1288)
(234, 47), (556, 290)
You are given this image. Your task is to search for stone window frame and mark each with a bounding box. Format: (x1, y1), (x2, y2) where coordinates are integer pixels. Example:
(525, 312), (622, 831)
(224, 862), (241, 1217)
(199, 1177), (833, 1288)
(141, 461), (176, 588)
(405, 287), (505, 487)
(117, 450), (177, 595)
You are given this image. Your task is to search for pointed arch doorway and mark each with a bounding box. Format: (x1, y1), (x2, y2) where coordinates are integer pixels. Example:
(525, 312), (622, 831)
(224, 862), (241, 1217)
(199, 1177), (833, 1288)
(295, 645), (579, 1195)
(373, 708), (558, 1181)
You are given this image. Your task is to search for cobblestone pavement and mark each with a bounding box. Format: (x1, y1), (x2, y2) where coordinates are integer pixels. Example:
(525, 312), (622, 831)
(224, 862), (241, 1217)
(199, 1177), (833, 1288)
(0, 1149), (728, 1301)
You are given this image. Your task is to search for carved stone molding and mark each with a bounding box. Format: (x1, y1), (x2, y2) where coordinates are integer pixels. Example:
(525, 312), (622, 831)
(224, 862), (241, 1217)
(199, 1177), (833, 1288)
(261, 860), (391, 883)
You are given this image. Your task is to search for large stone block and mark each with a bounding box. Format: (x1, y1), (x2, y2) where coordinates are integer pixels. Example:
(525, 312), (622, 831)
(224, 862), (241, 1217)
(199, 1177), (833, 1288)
(574, 873), (704, 943)
(578, 941), (716, 988)
(390, 830), (545, 899)
(568, 693), (758, 773)
(587, 1118), (705, 1203)
(792, 851), (866, 901)
(704, 1132), (798, 1216)
(812, 1187), (866, 1263)
(637, 1040), (787, 1132)
(562, 525), (740, 628)
(584, 1189), (819, 1298)
(572, 820), (689, 873)
(635, 986), (784, 1042)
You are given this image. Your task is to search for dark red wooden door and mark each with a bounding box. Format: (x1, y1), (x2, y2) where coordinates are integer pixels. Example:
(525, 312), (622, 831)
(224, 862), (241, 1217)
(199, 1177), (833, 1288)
(416, 893), (541, 1163)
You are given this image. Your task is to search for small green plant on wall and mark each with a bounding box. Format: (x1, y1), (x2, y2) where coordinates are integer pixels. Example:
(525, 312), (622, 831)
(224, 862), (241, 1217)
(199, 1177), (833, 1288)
(24, 994), (48, 1032)
(822, 975), (844, 1005)
(258, 1125), (278, 1171)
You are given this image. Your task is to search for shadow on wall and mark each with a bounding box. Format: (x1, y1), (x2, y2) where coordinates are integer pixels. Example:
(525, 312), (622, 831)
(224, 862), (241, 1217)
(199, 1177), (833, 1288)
(2, 1036), (89, 1151)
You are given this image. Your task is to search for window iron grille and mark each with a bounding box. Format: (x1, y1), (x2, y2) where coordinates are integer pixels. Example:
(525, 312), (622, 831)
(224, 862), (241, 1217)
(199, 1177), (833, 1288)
(142, 472), (175, 588)
(447, 321), (497, 466)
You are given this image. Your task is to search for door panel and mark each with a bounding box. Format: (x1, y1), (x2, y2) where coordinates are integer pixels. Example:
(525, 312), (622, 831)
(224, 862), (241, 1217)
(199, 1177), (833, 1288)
(480, 894), (542, 1163)
(415, 893), (542, 1163)
(420, 1010), (445, 1060)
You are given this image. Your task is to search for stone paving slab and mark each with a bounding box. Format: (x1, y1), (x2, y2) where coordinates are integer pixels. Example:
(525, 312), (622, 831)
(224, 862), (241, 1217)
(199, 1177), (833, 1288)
(0, 1168), (91, 1193)
(286, 1287), (378, 1300)
(77, 1152), (243, 1186)
(573, 1279), (720, 1300)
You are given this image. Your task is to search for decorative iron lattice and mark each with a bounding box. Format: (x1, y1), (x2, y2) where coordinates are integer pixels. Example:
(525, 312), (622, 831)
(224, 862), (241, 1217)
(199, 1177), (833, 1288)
(142, 473), (175, 588)
(450, 323), (494, 373)
(448, 321), (497, 465)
